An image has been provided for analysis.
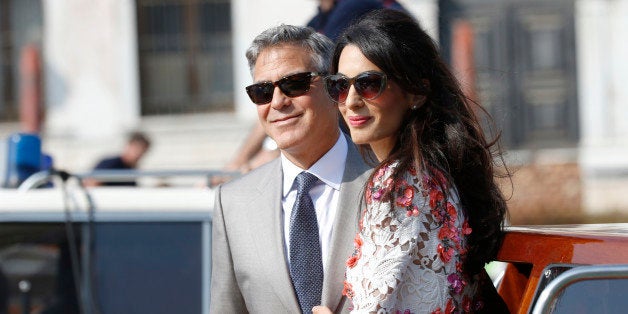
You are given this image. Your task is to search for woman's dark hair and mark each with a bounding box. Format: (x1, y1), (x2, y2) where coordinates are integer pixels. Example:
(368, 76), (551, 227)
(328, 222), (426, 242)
(331, 9), (509, 275)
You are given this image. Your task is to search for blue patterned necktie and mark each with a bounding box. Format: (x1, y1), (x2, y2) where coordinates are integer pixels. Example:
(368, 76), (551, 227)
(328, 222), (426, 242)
(289, 171), (324, 314)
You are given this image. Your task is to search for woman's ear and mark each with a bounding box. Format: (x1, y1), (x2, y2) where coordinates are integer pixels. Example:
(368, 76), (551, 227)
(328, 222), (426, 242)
(410, 79), (430, 110)
(409, 94), (427, 110)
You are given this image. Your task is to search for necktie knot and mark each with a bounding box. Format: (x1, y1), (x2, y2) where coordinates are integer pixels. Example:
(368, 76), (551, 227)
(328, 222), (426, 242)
(295, 172), (318, 195)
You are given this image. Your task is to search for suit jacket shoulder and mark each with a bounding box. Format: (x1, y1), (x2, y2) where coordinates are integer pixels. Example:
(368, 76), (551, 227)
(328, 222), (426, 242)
(219, 158), (281, 196)
(211, 158), (300, 313)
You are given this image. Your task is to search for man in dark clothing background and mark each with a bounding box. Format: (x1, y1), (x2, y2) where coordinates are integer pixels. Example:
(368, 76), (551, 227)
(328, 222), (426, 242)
(307, 0), (407, 41)
(86, 131), (151, 186)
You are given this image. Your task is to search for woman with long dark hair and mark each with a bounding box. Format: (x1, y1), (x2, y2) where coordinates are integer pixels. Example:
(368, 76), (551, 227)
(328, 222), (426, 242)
(315, 9), (509, 313)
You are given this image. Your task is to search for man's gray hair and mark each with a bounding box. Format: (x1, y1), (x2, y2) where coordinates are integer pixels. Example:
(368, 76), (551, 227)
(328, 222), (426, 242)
(246, 25), (334, 75)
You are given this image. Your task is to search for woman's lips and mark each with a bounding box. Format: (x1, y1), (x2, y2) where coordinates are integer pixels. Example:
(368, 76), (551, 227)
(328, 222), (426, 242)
(347, 116), (371, 127)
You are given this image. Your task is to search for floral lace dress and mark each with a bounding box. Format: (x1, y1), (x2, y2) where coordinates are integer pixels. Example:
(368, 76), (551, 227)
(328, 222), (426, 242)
(343, 162), (483, 314)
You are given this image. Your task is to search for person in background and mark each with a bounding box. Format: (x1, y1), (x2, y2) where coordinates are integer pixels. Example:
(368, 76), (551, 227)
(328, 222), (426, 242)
(307, 0), (405, 41)
(221, 122), (279, 174)
(210, 25), (371, 313)
(314, 9), (509, 313)
(84, 131), (151, 187)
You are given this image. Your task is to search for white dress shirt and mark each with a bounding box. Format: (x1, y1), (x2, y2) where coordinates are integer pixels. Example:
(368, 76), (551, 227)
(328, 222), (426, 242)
(281, 133), (348, 272)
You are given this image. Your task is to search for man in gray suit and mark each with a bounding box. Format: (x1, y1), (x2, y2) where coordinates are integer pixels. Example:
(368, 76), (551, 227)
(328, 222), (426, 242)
(210, 25), (371, 313)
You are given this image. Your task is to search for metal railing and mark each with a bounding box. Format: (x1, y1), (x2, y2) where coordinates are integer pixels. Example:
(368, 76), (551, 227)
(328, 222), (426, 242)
(531, 264), (628, 314)
(17, 169), (240, 192)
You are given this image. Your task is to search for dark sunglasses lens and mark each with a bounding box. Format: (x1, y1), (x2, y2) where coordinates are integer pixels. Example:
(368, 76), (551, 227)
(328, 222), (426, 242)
(355, 73), (385, 99)
(325, 75), (350, 103)
(246, 83), (274, 104)
(278, 73), (312, 97)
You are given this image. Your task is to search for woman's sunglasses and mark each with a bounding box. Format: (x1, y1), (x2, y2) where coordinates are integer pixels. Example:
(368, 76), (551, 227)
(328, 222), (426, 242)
(245, 72), (321, 105)
(324, 71), (387, 104)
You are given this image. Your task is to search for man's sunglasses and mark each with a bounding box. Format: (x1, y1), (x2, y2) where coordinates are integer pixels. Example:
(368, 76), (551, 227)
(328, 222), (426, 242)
(245, 72), (321, 105)
(324, 71), (387, 104)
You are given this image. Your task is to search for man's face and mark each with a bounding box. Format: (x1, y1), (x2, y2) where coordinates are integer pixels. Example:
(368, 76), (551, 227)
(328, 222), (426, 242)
(123, 141), (149, 167)
(252, 45), (338, 159)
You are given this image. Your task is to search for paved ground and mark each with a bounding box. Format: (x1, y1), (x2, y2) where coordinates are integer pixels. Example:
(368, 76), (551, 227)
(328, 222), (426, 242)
(499, 162), (628, 225)
(499, 163), (581, 224)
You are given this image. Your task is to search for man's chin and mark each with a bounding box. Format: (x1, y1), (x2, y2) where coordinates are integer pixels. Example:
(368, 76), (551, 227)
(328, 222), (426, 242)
(271, 134), (304, 151)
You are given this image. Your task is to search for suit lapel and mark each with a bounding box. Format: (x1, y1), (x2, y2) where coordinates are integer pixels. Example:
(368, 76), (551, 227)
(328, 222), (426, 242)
(321, 138), (371, 311)
(246, 159), (301, 312)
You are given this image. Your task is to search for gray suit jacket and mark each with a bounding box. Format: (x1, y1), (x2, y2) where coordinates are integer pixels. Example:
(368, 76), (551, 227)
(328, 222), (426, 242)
(210, 137), (371, 313)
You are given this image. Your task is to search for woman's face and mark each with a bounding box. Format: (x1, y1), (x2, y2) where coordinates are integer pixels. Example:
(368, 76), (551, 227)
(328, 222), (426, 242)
(336, 44), (420, 161)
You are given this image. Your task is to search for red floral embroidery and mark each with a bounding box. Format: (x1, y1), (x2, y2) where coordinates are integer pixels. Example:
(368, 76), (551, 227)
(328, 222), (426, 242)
(372, 189), (383, 201)
(354, 233), (363, 247)
(456, 261), (464, 273)
(374, 167), (387, 181)
(462, 221), (472, 235)
(438, 224), (457, 241)
(396, 186), (414, 207)
(422, 167), (475, 313)
(346, 234), (363, 268)
(446, 202), (457, 220)
(447, 273), (467, 294)
(409, 166), (417, 177)
(445, 299), (455, 313)
(437, 243), (454, 263)
(462, 296), (472, 312)
(384, 178), (394, 192)
(429, 189), (444, 209)
(346, 255), (358, 268)
(406, 205), (419, 217)
(342, 281), (354, 299)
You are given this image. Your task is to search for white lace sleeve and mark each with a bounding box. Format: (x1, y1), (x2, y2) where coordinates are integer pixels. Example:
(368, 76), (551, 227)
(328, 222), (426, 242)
(343, 163), (478, 314)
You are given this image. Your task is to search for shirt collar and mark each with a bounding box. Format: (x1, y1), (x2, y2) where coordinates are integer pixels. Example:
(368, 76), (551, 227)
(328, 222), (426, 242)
(281, 132), (348, 197)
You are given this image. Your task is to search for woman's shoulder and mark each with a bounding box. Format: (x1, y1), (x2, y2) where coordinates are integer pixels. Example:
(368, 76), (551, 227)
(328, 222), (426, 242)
(367, 160), (461, 212)
(366, 160), (425, 209)
(370, 160), (436, 190)
(368, 161), (406, 195)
